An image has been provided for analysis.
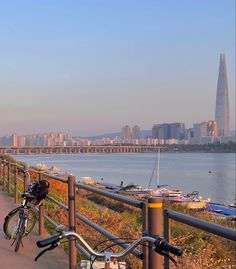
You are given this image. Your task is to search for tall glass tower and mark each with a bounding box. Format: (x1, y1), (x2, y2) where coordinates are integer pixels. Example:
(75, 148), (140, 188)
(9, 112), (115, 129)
(215, 53), (230, 136)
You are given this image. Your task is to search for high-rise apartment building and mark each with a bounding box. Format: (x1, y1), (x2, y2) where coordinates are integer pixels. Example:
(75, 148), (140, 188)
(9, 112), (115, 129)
(121, 125), (132, 141)
(193, 121), (218, 138)
(215, 53), (230, 136)
(11, 133), (18, 146)
(152, 124), (169, 139)
(193, 122), (208, 138)
(132, 125), (141, 139)
(169, 123), (185, 140)
(18, 136), (26, 147)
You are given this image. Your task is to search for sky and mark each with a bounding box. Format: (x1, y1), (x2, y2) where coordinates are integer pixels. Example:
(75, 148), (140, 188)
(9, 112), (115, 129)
(0, 0), (235, 136)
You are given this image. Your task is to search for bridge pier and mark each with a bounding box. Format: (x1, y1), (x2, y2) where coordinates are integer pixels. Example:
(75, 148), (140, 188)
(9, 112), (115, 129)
(13, 149), (20, 155)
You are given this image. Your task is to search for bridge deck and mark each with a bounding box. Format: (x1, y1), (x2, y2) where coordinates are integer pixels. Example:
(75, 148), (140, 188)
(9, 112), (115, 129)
(0, 189), (69, 269)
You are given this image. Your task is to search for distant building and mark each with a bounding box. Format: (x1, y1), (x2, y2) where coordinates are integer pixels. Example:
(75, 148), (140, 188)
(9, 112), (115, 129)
(18, 136), (26, 147)
(11, 133), (18, 146)
(215, 53), (230, 136)
(152, 123), (185, 140)
(132, 125), (141, 139)
(169, 123), (185, 140)
(193, 122), (208, 138)
(207, 120), (218, 137)
(121, 125), (132, 141)
(187, 128), (194, 139)
(193, 120), (218, 139)
(152, 124), (169, 139)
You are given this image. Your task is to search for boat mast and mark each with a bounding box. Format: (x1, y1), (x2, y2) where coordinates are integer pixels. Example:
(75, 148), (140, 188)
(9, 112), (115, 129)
(157, 147), (160, 188)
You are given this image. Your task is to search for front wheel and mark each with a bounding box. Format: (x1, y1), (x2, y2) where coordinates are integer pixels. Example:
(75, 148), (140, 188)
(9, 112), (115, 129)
(14, 219), (25, 252)
(3, 207), (37, 239)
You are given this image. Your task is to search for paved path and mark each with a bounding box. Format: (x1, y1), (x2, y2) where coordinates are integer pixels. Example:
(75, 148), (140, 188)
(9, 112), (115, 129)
(0, 189), (69, 269)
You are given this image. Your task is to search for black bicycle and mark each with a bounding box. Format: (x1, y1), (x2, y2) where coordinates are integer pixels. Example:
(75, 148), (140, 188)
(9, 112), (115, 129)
(3, 167), (49, 252)
(35, 225), (183, 269)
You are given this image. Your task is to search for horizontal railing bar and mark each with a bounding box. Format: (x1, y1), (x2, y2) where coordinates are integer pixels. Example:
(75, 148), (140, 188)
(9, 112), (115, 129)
(13, 165), (67, 184)
(43, 173), (68, 183)
(46, 195), (68, 211)
(44, 214), (58, 227)
(75, 212), (142, 259)
(75, 182), (143, 208)
(166, 209), (236, 242)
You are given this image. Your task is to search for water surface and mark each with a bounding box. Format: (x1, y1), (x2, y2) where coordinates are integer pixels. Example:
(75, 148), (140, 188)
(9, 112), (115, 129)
(14, 153), (235, 205)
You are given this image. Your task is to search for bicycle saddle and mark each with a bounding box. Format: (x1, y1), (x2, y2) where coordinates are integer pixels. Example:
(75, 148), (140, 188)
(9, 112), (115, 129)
(22, 192), (36, 200)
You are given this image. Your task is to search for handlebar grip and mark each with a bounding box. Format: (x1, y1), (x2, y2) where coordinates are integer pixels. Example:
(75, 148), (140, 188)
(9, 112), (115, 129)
(36, 235), (61, 248)
(155, 237), (183, 256)
(162, 243), (183, 256)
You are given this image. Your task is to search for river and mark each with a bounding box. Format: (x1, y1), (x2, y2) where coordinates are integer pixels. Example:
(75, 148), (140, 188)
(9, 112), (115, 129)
(14, 153), (235, 205)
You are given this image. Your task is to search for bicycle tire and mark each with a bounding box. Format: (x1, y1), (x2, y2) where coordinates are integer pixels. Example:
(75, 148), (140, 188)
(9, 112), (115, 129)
(14, 219), (25, 252)
(3, 207), (37, 239)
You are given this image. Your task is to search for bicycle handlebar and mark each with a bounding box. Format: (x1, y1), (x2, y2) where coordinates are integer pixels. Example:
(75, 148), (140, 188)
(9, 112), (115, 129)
(36, 230), (183, 262)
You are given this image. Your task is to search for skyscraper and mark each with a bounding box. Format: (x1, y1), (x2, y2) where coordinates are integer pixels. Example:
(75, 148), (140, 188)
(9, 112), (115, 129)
(215, 53), (230, 136)
(121, 125), (132, 141)
(132, 125), (141, 139)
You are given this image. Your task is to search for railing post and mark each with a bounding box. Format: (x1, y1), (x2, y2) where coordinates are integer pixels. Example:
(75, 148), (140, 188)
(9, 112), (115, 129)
(68, 175), (77, 269)
(3, 161), (6, 191)
(14, 164), (18, 204)
(164, 210), (170, 269)
(38, 170), (45, 236)
(148, 197), (163, 269)
(7, 160), (11, 194)
(23, 164), (28, 192)
(142, 202), (148, 269)
(0, 160), (2, 186)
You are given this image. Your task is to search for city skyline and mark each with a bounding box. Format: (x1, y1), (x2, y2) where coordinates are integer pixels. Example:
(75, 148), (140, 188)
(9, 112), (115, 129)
(0, 1), (235, 136)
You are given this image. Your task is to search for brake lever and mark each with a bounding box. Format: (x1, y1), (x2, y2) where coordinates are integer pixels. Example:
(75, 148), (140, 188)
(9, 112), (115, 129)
(155, 248), (177, 265)
(35, 243), (58, 261)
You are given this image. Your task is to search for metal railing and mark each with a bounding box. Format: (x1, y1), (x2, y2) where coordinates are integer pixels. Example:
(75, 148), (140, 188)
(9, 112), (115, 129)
(0, 158), (235, 269)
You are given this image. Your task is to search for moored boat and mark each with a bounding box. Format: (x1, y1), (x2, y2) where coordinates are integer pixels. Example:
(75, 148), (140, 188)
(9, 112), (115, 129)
(206, 203), (236, 216)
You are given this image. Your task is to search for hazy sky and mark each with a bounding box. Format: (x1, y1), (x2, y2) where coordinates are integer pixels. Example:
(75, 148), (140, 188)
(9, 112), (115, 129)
(0, 0), (235, 136)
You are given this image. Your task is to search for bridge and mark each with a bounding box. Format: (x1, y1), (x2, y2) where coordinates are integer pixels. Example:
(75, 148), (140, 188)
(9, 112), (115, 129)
(0, 145), (161, 155)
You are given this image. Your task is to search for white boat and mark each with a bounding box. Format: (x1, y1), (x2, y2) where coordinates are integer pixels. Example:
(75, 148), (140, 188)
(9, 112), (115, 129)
(152, 187), (182, 197)
(119, 184), (154, 196)
(36, 163), (49, 170)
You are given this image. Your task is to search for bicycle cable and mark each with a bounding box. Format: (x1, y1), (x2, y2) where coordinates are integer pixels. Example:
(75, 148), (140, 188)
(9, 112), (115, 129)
(90, 238), (153, 269)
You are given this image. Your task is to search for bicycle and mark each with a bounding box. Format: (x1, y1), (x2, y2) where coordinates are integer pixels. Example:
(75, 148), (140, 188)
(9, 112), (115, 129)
(35, 225), (183, 269)
(3, 166), (49, 252)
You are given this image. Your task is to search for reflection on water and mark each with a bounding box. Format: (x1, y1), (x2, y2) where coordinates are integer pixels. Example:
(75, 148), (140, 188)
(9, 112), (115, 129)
(211, 154), (235, 205)
(15, 153), (235, 205)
